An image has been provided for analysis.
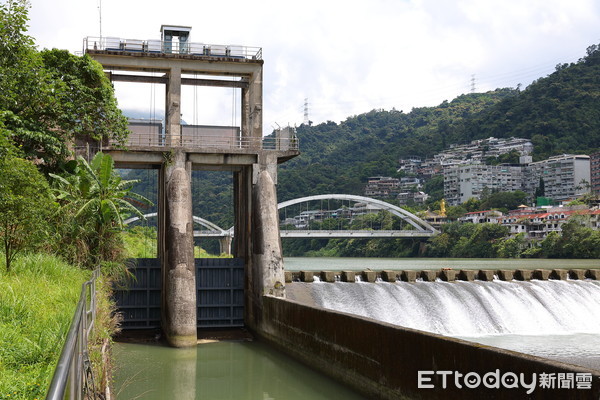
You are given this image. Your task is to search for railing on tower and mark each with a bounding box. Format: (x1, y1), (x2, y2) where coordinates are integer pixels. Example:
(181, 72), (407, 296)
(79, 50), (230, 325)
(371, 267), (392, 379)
(111, 122), (299, 152)
(84, 37), (263, 60)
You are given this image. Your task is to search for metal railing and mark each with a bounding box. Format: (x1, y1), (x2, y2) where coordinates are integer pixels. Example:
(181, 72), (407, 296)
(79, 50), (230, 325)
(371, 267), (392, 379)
(46, 269), (100, 400)
(84, 36), (263, 60)
(110, 133), (299, 151)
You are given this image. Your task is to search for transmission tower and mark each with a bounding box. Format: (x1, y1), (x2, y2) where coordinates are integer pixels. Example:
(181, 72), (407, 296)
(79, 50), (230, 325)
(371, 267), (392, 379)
(470, 74), (476, 94)
(303, 98), (309, 125)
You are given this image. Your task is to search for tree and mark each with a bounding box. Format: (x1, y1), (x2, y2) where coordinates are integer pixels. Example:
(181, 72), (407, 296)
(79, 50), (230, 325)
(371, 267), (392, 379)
(480, 190), (528, 212)
(40, 49), (129, 147)
(0, 156), (54, 271)
(534, 177), (545, 198)
(0, 1), (129, 170)
(50, 152), (152, 266)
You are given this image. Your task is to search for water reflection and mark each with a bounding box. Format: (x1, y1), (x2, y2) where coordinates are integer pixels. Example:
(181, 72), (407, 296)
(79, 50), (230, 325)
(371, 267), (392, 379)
(113, 341), (366, 400)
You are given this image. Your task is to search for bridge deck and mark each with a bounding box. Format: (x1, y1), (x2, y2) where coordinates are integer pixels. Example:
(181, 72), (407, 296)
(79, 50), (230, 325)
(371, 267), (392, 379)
(279, 230), (436, 238)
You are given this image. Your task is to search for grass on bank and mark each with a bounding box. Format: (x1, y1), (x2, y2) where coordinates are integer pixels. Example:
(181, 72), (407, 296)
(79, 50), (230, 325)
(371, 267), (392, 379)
(0, 253), (90, 400)
(123, 225), (232, 258)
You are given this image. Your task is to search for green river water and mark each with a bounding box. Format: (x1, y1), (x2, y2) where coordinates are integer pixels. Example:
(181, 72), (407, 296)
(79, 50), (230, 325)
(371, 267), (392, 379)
(113, 340), (367, 400)
(113, 257), (600, 399)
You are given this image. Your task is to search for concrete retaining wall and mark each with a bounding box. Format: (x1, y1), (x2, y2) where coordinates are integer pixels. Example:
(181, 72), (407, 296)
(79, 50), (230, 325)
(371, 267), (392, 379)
(259, 296), (600, 399)
(284, 268), (600, 283)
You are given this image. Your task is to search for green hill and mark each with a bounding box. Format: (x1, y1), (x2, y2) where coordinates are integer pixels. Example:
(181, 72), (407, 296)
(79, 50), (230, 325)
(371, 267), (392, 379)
(278, 43), (600, 200)
(126, 43), (600, 243)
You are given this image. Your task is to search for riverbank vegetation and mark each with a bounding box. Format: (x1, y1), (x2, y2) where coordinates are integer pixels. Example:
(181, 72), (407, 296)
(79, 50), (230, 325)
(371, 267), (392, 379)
(0, 2), (147, 398)
(0, 254), (89, 400)
(282, 213), (600, 259)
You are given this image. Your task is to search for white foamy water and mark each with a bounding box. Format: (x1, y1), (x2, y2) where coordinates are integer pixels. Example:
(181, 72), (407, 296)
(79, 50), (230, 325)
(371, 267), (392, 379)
(310, 280), (600, 337)
(308, 280), (600, 369)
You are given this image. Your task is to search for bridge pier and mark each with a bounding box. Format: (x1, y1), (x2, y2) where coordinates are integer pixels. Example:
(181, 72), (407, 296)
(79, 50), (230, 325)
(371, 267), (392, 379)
(218, 236), (232, 255)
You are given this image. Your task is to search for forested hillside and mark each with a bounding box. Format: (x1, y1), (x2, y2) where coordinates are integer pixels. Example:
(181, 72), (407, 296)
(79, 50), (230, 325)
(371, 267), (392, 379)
(278, 43), (600, 200)
(126, 43), (600, 246)
(277, 89), (517, 200)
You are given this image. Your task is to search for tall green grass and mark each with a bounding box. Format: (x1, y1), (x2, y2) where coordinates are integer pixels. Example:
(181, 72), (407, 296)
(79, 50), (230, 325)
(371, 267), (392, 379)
(0, 253), (89, 400)
(123, 226), (232, 258)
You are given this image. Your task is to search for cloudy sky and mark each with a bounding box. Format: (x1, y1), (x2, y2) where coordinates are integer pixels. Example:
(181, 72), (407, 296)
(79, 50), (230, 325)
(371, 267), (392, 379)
(27, 0), (600, 134)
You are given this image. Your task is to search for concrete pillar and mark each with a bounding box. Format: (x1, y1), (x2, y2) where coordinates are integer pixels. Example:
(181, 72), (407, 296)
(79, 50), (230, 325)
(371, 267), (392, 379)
(240, 66), (263, 149)
(166, 66), (182, 146)
(320, 271), (337, 283)
(362, 270), (377, 282)
(218, 236), (232, 255)
(233, 167), (252, 261)
(249, 67), (263, 149)
(241, 85), (250, 145)
(341, 271), (356, 282)
(162, 150), (196, 347)
(381, 270), (398, 282)
(420, 270), (436, 282)
(247, 161), (285, 329)
(439, 269), (457, 282)
(401, 270), (418, 282)
(457, 270), (476, 281)
(300, 271), (314, 282)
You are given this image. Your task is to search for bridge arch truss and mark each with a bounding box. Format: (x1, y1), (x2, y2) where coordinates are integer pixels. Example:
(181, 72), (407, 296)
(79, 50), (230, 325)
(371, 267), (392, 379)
(277, 194), (438, 237)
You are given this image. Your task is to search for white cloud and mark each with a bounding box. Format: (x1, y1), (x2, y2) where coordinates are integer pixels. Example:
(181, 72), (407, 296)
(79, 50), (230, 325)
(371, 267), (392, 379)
(26, 0), (600, 134)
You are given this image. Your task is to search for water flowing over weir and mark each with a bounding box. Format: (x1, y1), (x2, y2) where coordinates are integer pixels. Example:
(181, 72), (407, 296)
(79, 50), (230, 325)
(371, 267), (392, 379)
(308, 280), (600, 337)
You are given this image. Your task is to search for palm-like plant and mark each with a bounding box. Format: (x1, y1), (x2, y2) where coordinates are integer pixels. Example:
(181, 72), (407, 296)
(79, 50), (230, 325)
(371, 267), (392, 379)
(50, 152), (152, 266)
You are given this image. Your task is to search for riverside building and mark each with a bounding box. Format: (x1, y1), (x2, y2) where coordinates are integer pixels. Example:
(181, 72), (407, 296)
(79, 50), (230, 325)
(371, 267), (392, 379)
(443, 154), (591, 206)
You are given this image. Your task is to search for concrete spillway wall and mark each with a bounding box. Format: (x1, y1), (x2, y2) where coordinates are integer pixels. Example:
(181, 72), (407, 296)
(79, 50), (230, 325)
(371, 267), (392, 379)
(285, 268), (600, 283)
(259, 295), (600, 400)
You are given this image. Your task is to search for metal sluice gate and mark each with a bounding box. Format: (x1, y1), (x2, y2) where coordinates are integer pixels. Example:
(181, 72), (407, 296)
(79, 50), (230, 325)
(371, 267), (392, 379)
(113, 258), (244, 329)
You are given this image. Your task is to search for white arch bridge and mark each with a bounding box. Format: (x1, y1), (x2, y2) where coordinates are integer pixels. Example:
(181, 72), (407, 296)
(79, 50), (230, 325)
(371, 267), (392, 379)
(124, 194), (438, 253)
(278, 194), (438, 238)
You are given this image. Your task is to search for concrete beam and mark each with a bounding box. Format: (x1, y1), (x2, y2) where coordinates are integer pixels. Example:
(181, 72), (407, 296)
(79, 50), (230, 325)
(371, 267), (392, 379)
(108, 73), (249, 88)
(187, 153), (257, 166)
(88, 51), (263, 77)
(181, 77), (249, 89)
(109, 73), (168, 84)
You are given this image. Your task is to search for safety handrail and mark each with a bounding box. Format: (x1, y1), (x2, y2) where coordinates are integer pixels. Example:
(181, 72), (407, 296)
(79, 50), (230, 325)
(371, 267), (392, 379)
(108, 133), (299, 151)
(46, 268), (100, 400)
(83, 36), (263, 60)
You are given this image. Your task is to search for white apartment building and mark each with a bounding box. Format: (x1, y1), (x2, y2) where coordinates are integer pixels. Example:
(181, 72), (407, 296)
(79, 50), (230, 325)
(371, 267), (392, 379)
(444, 163), (524, 205)
(523, 155), (591, 201)
(437, 137), (533, 162)
(443, 155), (591, 206)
